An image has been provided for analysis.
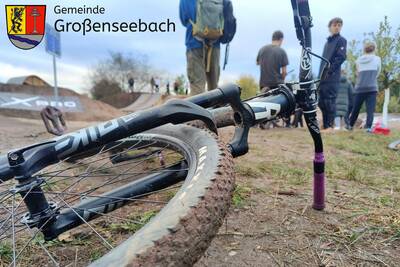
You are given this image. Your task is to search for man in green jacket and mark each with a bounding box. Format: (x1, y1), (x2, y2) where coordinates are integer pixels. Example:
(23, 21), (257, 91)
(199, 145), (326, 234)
(335, 73), (353, 130)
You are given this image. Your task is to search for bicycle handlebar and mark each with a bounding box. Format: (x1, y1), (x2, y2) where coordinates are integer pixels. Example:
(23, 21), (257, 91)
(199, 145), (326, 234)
(1, 0), (326, 211)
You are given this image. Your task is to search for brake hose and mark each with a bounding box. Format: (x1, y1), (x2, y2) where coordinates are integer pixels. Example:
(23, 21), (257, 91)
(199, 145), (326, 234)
(291, 0), (326, 210)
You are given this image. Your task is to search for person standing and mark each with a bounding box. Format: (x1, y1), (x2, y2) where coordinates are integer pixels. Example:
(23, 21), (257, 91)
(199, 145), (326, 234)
(166, 82), (170, 95)
(257, 30), (290, 127)
(154, 77), (160, 93)
(150, 77), (155, 93)
(318, 17), (347, 130)
(179, 0), (223, 95)
(334, 73), (353, 130)
(128, 78), (135, 93)
(348, 42), (381, 132)
(256, 30), (289, 91)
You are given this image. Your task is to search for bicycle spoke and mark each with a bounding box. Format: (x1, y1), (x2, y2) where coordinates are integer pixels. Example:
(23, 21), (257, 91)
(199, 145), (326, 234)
(38, 143), (116, 177)
(23, 223), (59, 267)
(11, 209), (65, 265)
(39, 188), (177, 205)
(41, 167), (185, 179)
(52, 190), (113, 250)
(0, 132), (191, 265)
(11, 194), (16, 267)
(0, 186), (37, 240)
(55, 147), (172, 202)
(40, 140), (149, 178)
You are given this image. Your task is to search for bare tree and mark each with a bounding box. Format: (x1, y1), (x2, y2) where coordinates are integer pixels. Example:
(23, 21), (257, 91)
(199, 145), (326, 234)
(90, 51), (153, 98)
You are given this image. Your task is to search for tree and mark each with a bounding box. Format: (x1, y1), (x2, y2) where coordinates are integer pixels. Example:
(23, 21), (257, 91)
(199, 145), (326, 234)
(345, 40), (362, 85)
(174, 75), (186, 95)
(346, 17), (400, 111)
(369, 17), (400, 95)
(236, 75), (259, 100)
(90, 51), (153, 98)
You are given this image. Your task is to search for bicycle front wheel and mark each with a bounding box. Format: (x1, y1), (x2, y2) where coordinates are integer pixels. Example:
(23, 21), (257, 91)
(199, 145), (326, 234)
(0, 124), (235, 266)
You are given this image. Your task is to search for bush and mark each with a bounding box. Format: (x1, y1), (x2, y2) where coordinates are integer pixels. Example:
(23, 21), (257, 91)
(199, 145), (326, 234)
(389, 96), (400, 113)
(91, 79), (123, 100)
(375, 91), (400, 113)
(236, 75), (259, 100)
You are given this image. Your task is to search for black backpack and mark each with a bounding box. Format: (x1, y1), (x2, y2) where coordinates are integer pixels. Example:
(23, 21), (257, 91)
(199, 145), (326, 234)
(220, 0), (236, 44)
(221, 0), (236, 70)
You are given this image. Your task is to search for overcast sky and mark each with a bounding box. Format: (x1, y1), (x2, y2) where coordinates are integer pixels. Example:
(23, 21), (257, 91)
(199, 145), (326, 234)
(1, 0), (399, 93)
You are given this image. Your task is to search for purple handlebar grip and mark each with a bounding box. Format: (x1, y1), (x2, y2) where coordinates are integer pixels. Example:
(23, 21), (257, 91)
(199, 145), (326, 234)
(313, 153), (325, 210)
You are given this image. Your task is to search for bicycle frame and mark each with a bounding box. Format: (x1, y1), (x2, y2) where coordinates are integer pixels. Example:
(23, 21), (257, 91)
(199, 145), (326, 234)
(0, 84), (295, 240)
(0, 0), (325, 242)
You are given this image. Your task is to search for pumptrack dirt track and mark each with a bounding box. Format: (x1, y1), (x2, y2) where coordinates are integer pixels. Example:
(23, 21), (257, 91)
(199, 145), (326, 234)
(122, 93), (162, 112)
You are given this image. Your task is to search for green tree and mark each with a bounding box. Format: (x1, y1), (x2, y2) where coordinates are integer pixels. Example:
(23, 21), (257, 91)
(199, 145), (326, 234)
(174, 75), (186, 95)
(236, 75), (259, 100)
(369, 17), (400, 94)
(345, 40), (362, 84)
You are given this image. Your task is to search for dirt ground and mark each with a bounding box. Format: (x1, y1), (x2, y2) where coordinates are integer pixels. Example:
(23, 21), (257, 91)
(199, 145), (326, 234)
(196, 125), (400, 267)
(1, 115), (400, 266)
(0, 115), (94, 153)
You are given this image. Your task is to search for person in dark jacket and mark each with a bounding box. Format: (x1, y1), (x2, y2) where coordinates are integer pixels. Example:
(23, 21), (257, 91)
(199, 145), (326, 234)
(334, 73), (353, 130)
(348, 42), (381, 132)
(318, 17), (347, 130)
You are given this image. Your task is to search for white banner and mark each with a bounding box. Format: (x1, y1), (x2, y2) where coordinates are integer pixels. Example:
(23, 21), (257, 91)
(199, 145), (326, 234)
(0, 92), (83, 112)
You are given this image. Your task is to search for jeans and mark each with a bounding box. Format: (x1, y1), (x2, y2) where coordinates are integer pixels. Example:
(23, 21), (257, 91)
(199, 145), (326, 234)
(319, 97), (336, 129)
(335, 116), (343, 129)
(319, 82), (339, 129)
(349, 92), (377, 129)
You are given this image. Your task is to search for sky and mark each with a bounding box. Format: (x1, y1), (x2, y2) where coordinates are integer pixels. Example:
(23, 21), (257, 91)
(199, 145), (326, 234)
(0, 0), (399, 94)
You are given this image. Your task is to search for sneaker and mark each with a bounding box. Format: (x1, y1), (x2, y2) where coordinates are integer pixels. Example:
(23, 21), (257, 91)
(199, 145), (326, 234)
(345, 125), (353, 131)
(366, 128), (373, 133)
(321, 128), (334, 133)
(334, 126), (340, 130)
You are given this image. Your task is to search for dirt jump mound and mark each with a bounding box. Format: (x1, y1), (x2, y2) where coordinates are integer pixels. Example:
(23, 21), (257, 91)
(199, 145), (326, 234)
(122, 92), (162, 112)
(0, 83), (124, 122)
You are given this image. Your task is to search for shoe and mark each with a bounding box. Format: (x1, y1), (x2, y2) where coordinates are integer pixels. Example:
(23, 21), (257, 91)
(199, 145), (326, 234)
(334, 127), (340, 130)
(366, 128), (373, 133)
(321, 128), (334, 133)
(345, 125), (353, 131)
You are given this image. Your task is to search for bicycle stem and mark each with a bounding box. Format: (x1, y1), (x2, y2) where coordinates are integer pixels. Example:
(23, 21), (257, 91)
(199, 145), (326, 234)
(291, 0), (325, 210)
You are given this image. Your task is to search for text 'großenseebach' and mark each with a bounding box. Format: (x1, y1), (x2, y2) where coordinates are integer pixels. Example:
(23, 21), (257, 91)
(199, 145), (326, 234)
(53, 5), (176, 35)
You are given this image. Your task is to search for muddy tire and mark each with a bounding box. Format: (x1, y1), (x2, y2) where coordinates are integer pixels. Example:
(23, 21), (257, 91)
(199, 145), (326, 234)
(91, 124), (235, 267)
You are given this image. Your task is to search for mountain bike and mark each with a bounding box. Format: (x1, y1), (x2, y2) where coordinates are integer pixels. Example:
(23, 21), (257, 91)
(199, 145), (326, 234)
(0, 0), (328, 266)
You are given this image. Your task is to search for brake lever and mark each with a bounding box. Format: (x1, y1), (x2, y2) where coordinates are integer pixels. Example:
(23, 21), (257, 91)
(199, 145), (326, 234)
(217, 84), (255, 158)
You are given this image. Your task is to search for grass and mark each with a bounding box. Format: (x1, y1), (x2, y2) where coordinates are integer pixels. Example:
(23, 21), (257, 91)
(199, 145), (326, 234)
(162, 188), (179, 201)
(90, 250), (103, 262)
(221, 126), (400, 265)
(109, 210), (158, 233)
(0, 242), (13, 264)
(234, 165), (262, 178)
(324, 130), (400, 189)
(232, 185), (252, 208)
